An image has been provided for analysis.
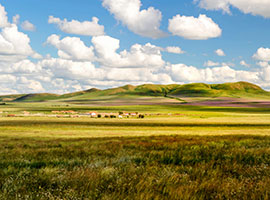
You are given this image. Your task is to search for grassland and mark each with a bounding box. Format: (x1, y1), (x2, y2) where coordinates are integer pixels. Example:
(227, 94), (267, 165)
(2, 81), (270, 103)
(1, 100), (270, 199)
(1, 133), (270, 199)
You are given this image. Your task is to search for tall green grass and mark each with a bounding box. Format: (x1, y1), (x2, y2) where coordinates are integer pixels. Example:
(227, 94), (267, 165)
(1, 135), (270, 199)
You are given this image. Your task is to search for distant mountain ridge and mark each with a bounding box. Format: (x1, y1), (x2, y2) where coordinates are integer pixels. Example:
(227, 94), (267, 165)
(2, 81), (270, 102)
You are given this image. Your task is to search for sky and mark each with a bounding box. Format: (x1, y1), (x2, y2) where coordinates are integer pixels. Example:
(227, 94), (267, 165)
(1, 0), (270, 94)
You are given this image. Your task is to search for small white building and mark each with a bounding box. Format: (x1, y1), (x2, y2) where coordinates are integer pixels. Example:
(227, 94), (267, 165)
(90, 112), (97, 117)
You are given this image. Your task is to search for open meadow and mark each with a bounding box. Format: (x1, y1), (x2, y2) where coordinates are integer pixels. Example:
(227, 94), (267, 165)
(1, 101), (270, 199)
(0, 0), (270, 197)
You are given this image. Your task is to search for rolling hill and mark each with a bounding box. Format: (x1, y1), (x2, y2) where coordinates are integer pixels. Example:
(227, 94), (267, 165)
(170, 82), (269, 98)
(2, 81), (270, 102)
(13, 93), (60, 102)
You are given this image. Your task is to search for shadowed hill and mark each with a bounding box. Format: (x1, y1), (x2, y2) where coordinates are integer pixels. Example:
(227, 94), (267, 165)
(8, 81), (270, 102)
(13, 93), (60, 102)
(0, 94), (25, 102)
(58, 88), (101, 99)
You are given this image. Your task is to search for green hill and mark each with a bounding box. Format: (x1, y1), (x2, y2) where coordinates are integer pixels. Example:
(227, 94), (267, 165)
(170, 82), (269, 98)
(14, 93), (60, 102)
(68, 82), (270, 101)
(58, 88), (101, 99)
(8, 81), (270, 102)
(62, 84), (180, 101)
(0, 94), (25, 102)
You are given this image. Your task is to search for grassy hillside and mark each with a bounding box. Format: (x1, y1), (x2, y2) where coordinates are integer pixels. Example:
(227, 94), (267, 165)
(9, 81), (270, 102)
(0, 94), (25, 102)
(65, 81), (270, 101)
(14, 93), (60, 102)
(170, 82), (270, 98)
(58, 88), (101, 99)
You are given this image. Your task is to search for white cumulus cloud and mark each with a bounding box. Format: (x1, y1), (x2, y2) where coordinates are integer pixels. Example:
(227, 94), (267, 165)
(46, 34), (95, 61)
(106, 68), (173, 84)
(240, 60), (250, 67)
(0, 24), (39, 61)
(18, 77), (44, 93)
(0, 4), (9, 28)
(168, 14), (222, 40)
(215, 49), (225, 56)
(48, 16), (105, 36)
(169, 64), (259, 83)
(21, 20), (36, 31)
(204, 60), (220, 67)
(12, 14), (20, 25)
(196, 0), (270, 18)
(102, 0), (166, 39)
(165, 46), (185, 54)
(40, 58), (104, 80)
(92, 35), (165, 68)
(253, 47), (270, 62)
(8, 59), (41, 74)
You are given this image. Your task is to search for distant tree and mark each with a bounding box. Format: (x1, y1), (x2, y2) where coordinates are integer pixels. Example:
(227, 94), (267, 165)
(138, 114), (145, 119)
(162, 88), (168, 97)
(164, 91), (168, 97)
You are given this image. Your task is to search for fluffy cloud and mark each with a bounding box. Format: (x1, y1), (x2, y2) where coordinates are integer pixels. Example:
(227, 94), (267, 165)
(46, 34), (95, 61)
(260, 66), (270, 82)
(0, 24), (40, 61)
(0, 74), (16, 84)
(1, 2), (270, 94)
(215, 49), (225, 56)
(0, 4), (9, 28)
(168, 14), (222, 40)
(240, 60), (250, 67)
(0, 74), (44, 95)
(255, 61), (270, 82)
(204, 60), (220, 67)
(195, 0), (231, 14)
(40, 58), (104, 80)
(253, 47), (270, 61)
(92, 35), (165, 68)
(169, 64), (259, 83)
(48, 16), (105, 36)
(12, 14), (20, 25)
(17, 77), (44, 93)
(21, 20), (36, 31)
(257, 61), (269, 68)
(196, 0), (270, 18)
(8, 60), (41, 74)
(165, 46), (185, 54)
(106, 67), (173, 83)
(0, 5), (41, 61)
(102, 0), (166, 39)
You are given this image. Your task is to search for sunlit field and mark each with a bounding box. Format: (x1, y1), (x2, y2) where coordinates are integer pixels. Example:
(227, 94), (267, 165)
(1, 102), (270, 199)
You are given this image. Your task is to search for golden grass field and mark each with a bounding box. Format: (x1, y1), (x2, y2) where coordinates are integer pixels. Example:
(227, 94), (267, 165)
(1, 102), (270, 199)
(1, 115), (270, 139)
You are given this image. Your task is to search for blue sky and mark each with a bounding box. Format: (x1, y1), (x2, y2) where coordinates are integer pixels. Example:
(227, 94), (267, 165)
(0, 0), (270, 94)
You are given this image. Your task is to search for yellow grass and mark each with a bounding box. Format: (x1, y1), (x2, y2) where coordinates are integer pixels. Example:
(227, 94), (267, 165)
(1, 115), (270, 139)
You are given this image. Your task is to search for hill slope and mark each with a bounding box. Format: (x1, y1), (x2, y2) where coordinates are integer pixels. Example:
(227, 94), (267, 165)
(14, 93), (60, 102)
(9, 81), (270, 102)
(170, 82), (269, 98)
